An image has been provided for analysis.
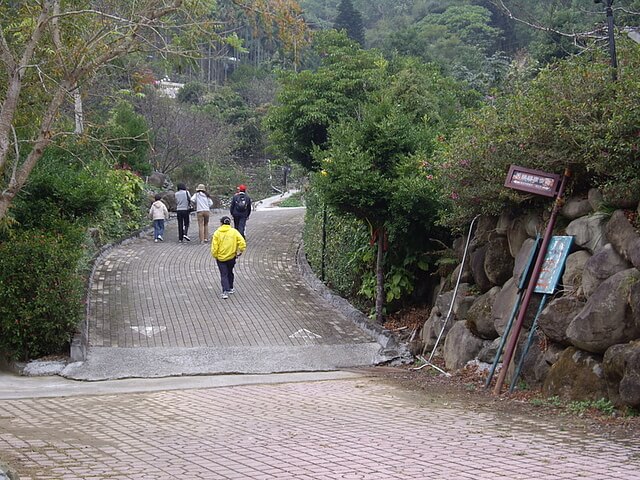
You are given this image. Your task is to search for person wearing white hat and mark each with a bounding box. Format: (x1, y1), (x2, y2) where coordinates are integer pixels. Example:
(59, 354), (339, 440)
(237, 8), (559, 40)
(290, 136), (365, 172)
(191, 184), (214, 244)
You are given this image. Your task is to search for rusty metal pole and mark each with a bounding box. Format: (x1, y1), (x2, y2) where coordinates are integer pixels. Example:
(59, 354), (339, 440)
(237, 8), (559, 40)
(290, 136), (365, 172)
(492, 168), (571, 395)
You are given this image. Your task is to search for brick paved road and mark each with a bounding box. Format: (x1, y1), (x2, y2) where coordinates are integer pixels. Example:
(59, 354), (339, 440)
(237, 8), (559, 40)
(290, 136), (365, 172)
(62, 207), (387, 380)
(1, 374), (638, 479)
(90, 208), (368, 349)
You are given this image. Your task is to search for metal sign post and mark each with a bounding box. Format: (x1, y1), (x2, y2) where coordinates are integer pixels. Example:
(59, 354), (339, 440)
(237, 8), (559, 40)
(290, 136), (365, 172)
(508, 236), (573, 392)
(485, 235), (540, 389)
(492, 167), (571, 396)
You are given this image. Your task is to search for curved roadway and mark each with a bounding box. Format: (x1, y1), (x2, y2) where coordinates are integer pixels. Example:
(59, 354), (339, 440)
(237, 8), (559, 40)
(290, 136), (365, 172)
(62, 203), (389, 380)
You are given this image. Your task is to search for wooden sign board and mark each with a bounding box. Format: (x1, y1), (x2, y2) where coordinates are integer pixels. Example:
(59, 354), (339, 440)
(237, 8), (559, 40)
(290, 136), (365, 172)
(535, 236), (573, 294)
(505, 165), (561, 197)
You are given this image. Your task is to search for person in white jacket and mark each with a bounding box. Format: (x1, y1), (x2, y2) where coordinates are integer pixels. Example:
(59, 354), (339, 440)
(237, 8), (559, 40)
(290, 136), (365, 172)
(191, 184), (214, 244)
(148, 194), (169, 242)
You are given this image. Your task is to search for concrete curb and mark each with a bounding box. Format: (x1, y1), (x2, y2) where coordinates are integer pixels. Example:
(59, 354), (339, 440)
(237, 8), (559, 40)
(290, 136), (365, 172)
(72, 225), (155, 362)
(0, 461), (18, 480)
(296, 242), (413, 365)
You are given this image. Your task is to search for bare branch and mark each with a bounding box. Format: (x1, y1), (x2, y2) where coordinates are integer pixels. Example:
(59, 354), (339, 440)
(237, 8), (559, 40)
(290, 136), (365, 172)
(0, 2), (53, 173)
(489, 0), (608, 43)
(0, 27), (17, 74)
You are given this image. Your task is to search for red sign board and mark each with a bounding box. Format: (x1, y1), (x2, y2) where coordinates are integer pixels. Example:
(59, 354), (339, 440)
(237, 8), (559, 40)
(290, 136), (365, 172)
(504, 165), (561, 197)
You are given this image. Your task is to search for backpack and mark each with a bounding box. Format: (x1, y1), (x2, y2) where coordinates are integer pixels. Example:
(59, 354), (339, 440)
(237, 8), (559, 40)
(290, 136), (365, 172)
(236, 193), (248, 212)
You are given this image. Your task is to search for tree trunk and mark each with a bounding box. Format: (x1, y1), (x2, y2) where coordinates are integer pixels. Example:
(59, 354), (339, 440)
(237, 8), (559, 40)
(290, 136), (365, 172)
(375, 227), (385, 324)
(74, 84), (84, 135)
(0, 81), (69, 222)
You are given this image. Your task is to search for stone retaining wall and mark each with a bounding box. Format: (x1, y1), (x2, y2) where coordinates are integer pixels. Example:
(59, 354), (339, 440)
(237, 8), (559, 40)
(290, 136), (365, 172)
(422, 188), (640, 408)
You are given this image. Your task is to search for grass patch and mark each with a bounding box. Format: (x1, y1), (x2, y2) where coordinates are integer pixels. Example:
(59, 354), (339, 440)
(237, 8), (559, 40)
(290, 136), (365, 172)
(276, 192), (304, 207)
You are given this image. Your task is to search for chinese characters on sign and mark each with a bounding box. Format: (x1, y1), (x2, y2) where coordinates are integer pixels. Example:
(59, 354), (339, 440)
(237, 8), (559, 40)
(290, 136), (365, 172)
(504, 165), (561, 197)
(535, 236), (573, 294)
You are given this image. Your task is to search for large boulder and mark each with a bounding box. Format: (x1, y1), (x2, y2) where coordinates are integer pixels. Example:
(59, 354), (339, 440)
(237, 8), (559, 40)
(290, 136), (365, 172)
(588, 188), (604, 211)
(471, 215), (498, 249)
(492, 278), (519, 336)
(523, 212), (543, 238)
(511, 329), (548, 389)
(443, 321), (487, 371)
(631, 279), (640, 330)
(565, 213), (608, 254)
(148, 172), (167, 188)
(465, 286), (500, 340)
(420, 284), (472, 351)
(470, 245), (492, 293)
(496, 211), (513, 236)
(450, 261), (473, 286)
(620, 347), (640, 408)
(561, 250), (591, 296)
(542, 342), (565, 367)
(484, 237), (514, 286)
(561, 196), (593, 220)
(582, 244), (631, 298)
(163, 191), (178, 212)
(507, 216), (529, 258)
(542, 347), (608, 401)
(603, 341), (640, 408)
(492, 277), (543, 336)
(605, 210), (640, 269)
(513, 238), (538, 286)
(477, 337), (501, 364)
(538, 297), (585, 345)
(567, 269), (640, 354)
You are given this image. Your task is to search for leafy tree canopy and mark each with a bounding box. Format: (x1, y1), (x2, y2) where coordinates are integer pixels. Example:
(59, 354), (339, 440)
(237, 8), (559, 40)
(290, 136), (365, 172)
(265, 30), (386, 170)
(315, 55), (478, 242)
(333, 0), (365, 46)
(437, 39), (640, 230)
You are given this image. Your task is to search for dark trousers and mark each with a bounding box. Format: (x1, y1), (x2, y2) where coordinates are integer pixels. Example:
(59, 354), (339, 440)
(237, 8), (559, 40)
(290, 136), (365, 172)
(233, 215), (248, 238)
(177, 210), (190, 241)
(216, 258), (236, 293)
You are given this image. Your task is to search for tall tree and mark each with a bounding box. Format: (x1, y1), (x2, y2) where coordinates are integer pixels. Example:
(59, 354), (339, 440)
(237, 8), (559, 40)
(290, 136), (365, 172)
(265, 31), (383, 170)
(334, 0), (365, 45)
(0, 0), (308, 224)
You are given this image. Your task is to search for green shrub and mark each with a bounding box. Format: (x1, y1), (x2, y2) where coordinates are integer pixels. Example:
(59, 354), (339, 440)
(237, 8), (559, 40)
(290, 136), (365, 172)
(13, 148), (114, 229)
(303, 184), (371, 309)
(104, 100), (152, 175)
(94, 168), (147, 242)
(177, 81), (206, 105)
(277, 192), (304, 207)
(437, 40), (640, 230)
(0, 227), (84, 361)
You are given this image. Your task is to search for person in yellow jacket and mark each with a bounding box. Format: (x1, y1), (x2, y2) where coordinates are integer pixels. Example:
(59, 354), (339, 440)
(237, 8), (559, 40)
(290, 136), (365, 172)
(211, 216), (247, 299)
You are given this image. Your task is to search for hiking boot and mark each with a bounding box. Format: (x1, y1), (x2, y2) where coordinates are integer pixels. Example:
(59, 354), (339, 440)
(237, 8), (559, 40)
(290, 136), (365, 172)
(221, 292), (229, 299)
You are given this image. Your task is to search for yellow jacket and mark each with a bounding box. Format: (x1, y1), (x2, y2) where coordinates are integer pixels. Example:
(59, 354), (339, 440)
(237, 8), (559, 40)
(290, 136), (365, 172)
(211, 224), (246, 261)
